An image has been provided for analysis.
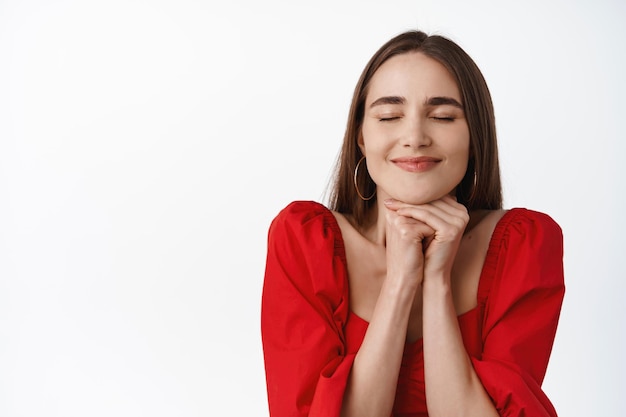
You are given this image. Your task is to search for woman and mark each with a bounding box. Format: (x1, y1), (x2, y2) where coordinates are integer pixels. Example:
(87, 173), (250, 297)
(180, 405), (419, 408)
(261, 30), (564, 417)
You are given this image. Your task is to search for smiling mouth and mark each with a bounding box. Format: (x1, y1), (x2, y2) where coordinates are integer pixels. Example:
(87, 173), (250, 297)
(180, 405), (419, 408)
(391, 157), (441, 173)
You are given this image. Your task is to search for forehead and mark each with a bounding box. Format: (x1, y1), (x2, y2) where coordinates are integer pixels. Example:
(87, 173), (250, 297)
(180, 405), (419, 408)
(366, 52), (461, 104)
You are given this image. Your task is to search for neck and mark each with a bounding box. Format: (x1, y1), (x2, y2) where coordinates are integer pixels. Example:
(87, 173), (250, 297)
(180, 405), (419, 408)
(358, 193), (391, 247)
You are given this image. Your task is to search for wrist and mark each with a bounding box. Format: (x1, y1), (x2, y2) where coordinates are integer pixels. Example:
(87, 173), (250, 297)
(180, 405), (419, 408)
(422, 272), (451, 294)
(383, 271), (422, 299)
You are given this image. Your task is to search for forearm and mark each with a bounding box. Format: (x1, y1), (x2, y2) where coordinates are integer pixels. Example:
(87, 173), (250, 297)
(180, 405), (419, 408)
(422, 276), (499, 417)
(341, 277), (419, 417)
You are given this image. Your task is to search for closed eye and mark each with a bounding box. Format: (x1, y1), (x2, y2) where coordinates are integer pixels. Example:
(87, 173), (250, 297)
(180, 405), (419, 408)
(432, 116), (454, 122)
(379, 116), (401, 122)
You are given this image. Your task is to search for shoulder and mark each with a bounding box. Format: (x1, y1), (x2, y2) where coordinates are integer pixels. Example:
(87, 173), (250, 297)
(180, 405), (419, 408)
(264, 201), (348, 309)
(497, 208), (563, 250)
(271, 200), (330, 225)
(478, 208), (566, 339)
(267, 201), (344, 255)
(486, 208), (564, 291)
(269, 201), (336, 237)
(473, 208), (561, 240)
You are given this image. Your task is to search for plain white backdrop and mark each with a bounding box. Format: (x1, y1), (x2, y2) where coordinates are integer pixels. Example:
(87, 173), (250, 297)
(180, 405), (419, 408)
(1, 0), (624, 415)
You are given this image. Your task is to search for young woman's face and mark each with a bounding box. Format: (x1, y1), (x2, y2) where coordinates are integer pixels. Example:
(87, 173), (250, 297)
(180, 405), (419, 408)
(360, 52), (470, 205)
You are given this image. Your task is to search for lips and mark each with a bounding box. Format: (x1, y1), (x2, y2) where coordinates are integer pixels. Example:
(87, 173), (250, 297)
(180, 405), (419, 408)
(391, 156), (442, 173)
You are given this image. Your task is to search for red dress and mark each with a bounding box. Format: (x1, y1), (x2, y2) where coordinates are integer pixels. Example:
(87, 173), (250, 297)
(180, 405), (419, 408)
(261, 201), (564, 417)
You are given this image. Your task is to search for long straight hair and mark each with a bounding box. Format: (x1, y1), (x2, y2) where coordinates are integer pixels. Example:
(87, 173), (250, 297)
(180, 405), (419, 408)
(328, 30), (502, 226)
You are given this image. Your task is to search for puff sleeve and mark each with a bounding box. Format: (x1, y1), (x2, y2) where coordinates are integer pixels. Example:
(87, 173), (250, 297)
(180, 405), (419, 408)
(261, 201), (354, 417)
(472, 209), (565, 416)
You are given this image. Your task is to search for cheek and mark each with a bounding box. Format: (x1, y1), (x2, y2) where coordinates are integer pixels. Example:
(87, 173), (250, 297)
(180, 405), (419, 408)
(458, 144), (470, 163)
(359, 143), (387, 185)
(447, 137), (470, 177)
(359, 126), (386, 157)
(362, 117), (397, 145)
(456, 149), (470, 174)
(453, 132), (471, 161)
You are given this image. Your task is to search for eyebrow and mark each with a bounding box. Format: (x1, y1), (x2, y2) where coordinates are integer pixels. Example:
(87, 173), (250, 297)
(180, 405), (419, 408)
(426, 96), (464, 109)
(369, 96), (406, 108)
(368, 95), (464, 109)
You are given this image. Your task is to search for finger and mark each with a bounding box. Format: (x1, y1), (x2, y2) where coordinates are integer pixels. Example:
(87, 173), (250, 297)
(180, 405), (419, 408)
(428, 197), (469, 220)
(385, 195), (460, 211)
(385, 197), (462, 224)
(386, 209), (435, 242)
(395, 205), (449, 231)
(395, 205), (467, 239)
(383, 198), (401, 211)
(384, 197), (469, 233)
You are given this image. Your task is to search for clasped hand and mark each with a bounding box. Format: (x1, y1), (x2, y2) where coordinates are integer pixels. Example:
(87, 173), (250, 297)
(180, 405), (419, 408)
(384, 195), (469, 285)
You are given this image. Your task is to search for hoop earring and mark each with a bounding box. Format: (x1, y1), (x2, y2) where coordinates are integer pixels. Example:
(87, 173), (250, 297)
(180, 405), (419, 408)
(354, 156), (376, 201)
(469, 171), (478, 201)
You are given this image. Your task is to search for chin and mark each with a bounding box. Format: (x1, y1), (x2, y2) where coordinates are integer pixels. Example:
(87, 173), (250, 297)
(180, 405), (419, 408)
(393, 189), (456, 205)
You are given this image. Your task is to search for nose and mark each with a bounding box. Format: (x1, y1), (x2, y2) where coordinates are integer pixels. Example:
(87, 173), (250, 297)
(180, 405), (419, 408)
(401, 116), (431, 148)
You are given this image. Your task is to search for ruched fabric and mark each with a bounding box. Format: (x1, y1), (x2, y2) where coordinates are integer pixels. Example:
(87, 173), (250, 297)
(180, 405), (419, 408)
(261, 201), (564, 416)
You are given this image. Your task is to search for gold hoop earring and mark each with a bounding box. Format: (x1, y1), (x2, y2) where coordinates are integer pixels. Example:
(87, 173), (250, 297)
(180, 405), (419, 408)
(469, 171), (478, 201)
(354, 156), (376, 201)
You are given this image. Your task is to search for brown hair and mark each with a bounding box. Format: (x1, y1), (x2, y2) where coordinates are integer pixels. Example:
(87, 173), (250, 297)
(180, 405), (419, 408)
(328, 30), (502, 226)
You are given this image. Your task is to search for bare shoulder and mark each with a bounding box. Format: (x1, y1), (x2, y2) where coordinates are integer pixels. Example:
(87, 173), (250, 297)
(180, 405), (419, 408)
(329, 210), (364, 244)
(466, 209), (508, 243)
(452, 209), (508, 314)
(330, 210), (352, 231)
(457, 209), (508, 269)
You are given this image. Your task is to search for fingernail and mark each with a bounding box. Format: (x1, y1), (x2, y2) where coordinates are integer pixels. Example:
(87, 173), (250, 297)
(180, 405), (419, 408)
(383, 199), (394, 205)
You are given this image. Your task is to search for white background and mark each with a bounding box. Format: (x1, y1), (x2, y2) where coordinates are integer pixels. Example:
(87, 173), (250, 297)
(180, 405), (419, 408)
(1, 0), (624, 415)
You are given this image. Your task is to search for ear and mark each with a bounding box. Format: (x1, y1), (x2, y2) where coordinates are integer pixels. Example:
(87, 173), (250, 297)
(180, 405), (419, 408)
(357, 131), (366, 156)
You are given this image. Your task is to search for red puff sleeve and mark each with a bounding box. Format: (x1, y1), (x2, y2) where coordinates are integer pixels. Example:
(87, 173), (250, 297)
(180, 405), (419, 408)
(472, 209), (565, 416)
(261, 201), (353, 417)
